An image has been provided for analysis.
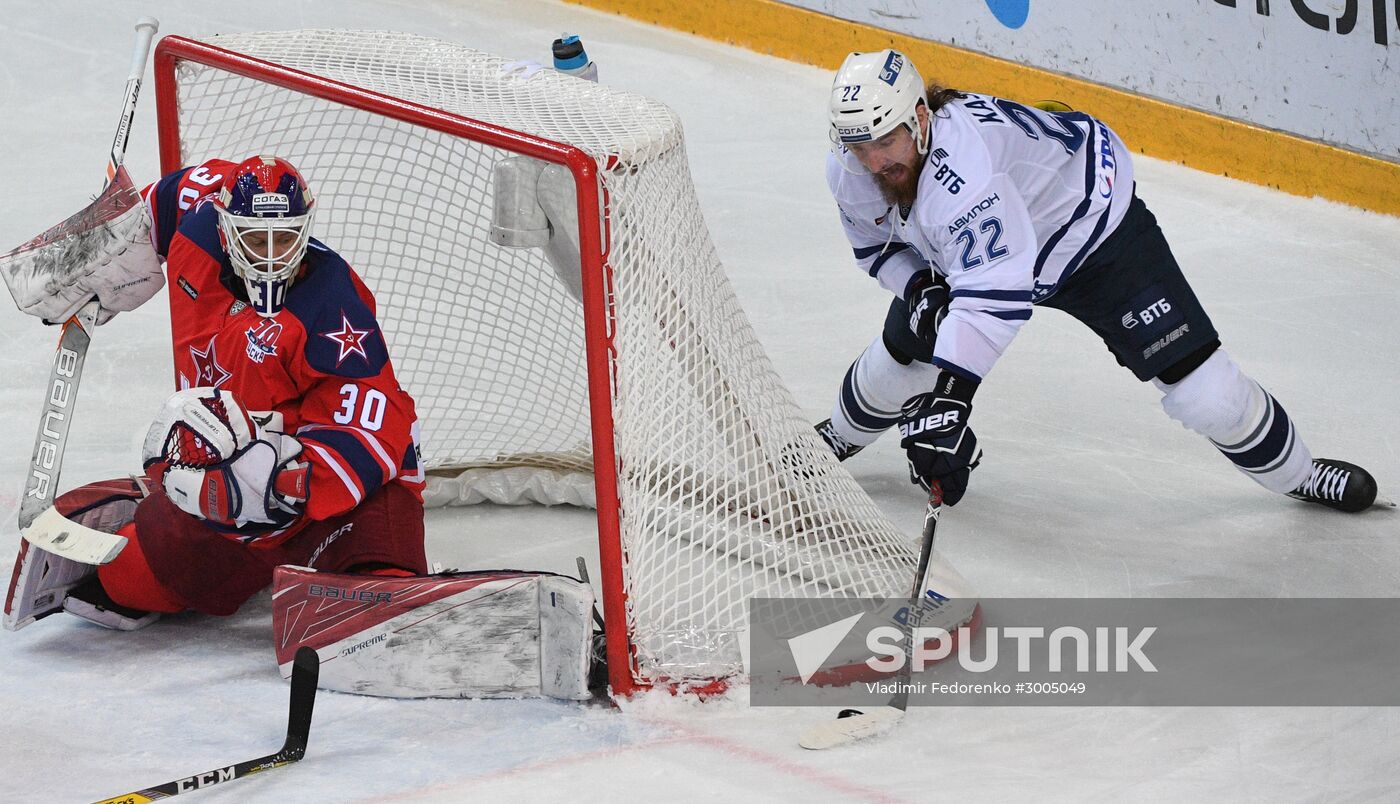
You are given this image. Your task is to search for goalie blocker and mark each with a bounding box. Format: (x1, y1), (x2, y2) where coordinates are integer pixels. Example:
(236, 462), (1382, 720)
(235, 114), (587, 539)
(272, 566), (601, 700)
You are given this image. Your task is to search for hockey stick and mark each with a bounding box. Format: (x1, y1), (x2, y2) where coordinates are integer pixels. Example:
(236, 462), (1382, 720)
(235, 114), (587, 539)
(91, 647), (320, 804)
(20, 505), (127, 565)
(15, 16), (159, 535)
(798, 482), (944, 750)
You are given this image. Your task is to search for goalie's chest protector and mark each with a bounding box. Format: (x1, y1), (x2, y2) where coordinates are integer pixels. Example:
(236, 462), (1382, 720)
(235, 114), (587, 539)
(161, 204), (384, 421)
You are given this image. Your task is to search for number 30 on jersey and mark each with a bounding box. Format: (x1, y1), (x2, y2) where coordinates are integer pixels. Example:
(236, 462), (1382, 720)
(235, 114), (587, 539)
(334, 383), (386, 430)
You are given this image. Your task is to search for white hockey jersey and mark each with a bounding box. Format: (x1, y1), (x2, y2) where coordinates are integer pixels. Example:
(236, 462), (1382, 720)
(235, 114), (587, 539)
(827, 93), (1135, 381)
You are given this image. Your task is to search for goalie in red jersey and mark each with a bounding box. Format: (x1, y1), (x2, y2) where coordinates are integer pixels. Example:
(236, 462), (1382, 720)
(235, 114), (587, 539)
(6, 155), (428, 630)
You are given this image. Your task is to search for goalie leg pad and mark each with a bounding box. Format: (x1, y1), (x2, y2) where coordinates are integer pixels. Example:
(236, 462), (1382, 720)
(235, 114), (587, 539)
(4, 541), (94, 630)
(272, 566), (598, 700)
(5, 477), (146, 630)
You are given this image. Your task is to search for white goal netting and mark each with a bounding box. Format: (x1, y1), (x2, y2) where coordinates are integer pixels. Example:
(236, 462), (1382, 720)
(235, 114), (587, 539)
(164, 29), (976, 690)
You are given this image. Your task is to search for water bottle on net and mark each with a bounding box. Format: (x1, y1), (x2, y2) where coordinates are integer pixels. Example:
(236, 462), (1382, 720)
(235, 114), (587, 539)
(551, 34), (598, 82)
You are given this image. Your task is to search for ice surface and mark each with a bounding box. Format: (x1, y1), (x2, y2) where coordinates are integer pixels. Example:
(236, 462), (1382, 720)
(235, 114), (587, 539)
(2, 0), (1398, 801)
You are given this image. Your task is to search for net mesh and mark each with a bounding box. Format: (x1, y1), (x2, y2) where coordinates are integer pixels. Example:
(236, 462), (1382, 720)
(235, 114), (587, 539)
(167, 30), (975, 686)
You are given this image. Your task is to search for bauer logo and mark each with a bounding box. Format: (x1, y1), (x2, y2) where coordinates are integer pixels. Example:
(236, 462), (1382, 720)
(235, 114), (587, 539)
(879, 52), (904, 85)
(308, 584), (393, 603)
(251, 192), (291, 214)
(899, 410), (960, 437)
(1143, 323), (1190, 360)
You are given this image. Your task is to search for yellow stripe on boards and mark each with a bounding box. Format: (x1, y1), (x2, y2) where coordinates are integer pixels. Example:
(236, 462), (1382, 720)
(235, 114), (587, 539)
(568, 0), (1400, 217)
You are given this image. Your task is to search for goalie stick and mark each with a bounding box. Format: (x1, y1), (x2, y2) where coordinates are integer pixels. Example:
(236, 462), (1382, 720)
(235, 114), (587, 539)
(91, 646), (320, 804)
(798, 483), (944, 751)
(15, 16), (158, 535)
(19, 504), (127, 565)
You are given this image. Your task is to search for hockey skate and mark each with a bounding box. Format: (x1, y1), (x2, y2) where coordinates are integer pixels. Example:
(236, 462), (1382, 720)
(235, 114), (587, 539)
(1287, 459), (1390, 513)
(62, 577), (159, 631)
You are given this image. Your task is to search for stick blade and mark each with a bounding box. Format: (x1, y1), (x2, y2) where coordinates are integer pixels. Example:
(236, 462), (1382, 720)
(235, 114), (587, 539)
(283, 646), (321, 758)
(798, 706), (904, 750)
(22, 505), (127, 564)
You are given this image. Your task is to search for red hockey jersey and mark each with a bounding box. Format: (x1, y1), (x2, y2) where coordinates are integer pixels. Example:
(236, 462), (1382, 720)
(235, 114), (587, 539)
(143, 159), (424, 542)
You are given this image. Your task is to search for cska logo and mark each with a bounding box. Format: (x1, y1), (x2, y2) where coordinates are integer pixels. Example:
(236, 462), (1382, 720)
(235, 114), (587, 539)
(245, 319), (284, 364)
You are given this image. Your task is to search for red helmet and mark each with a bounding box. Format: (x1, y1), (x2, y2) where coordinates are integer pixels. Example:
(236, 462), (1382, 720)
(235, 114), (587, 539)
(214, 156), (316, 316)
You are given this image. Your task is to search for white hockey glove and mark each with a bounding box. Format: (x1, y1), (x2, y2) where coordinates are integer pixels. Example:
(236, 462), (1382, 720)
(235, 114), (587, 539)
(0, 167), (163, 325)
(142, 388), (309, 528)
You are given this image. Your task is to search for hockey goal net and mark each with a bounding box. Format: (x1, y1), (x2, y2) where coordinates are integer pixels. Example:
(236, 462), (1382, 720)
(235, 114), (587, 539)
(153, 30), (976, 695)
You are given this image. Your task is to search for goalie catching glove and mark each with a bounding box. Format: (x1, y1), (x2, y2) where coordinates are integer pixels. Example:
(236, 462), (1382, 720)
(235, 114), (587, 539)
(898, 371), (983, 506)
(142, 388), (309, 529)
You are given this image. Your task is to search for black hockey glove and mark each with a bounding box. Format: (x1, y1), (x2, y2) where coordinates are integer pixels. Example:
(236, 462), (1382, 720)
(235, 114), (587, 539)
(898, 371), (982, 506)
(903, 271), (950, 344)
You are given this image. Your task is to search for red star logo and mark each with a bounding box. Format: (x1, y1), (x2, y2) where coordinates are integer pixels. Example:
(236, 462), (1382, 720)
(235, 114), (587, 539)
(321, 312), (372, 366)
(189, 336), (232, 389)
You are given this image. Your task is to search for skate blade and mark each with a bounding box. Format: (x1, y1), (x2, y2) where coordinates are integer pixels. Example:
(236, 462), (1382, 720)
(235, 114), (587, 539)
(1372, 492), (1397, 509)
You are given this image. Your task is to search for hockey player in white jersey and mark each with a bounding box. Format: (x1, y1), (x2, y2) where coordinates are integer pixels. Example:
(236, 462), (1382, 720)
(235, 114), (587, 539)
(815, 49), (1381, 512)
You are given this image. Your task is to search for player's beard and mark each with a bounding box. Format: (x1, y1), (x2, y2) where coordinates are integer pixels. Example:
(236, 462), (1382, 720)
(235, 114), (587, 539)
(873, 160), (922, 208)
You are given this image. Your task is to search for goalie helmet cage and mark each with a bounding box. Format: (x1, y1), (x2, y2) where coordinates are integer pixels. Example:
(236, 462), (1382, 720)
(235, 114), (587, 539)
(152, 30), (976, 697)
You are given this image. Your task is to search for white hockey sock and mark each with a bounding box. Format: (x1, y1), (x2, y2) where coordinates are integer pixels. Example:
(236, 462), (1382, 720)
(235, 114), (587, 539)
(829, 335), (943, 448)
(1156, 350), (1312, 494)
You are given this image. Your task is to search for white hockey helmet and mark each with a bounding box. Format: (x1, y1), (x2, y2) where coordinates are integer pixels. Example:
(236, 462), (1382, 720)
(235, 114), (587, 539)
(828, 49), (928, 156)
(214, 155), (316, 318)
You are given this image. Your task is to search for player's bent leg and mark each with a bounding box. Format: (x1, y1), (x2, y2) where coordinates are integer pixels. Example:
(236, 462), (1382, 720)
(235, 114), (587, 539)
(276, 482), (427, 576)
(88, 521), (184, 617)
(1039, 195), (1376, 510)
(129, 490), (283, 616)
(1155, 349), (1313, 493)
(1154, 350), (1378, 511)
(824, 327), (942, 458)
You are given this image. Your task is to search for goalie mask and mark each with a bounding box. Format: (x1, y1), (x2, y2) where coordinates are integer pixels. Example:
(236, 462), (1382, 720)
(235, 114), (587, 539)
(214, 156), (316, 317)
(828, 50), (929, 171)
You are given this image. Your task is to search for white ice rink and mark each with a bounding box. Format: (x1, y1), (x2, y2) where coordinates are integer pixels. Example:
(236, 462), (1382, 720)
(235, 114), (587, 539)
(3, 1), (1399, 801)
